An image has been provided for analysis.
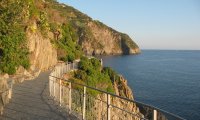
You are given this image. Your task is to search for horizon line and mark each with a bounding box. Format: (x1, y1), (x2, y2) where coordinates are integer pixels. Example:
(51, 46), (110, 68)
(141, 49), (200, 51)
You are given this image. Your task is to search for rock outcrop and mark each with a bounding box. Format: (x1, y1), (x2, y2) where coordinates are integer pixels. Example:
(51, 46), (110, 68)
(62, 69), (143, 120)
(46, 1), (141, 56)
(0, 74), (11, 115)
(114, 75), (135, 99)
(7, 23), (58, 83)
(91, 76), (143, 120)
(79, 21), (140, 55)
(27, 25), (57, 71)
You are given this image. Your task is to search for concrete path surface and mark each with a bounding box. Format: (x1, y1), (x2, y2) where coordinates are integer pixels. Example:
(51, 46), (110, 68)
(0, 71), (75, 120)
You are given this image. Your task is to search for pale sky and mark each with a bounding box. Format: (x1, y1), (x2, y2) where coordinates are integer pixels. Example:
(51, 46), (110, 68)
(58, 0), (200, 50)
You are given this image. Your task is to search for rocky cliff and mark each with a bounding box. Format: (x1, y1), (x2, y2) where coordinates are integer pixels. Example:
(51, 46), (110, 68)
(0, 0), (142, 118)
(46, 1), (140, 55)
(0, 0), (140, 75)
(63, 70), (143, 120)
(27, 28), (57, 71)
(62, 59), (143, 120)
(113, 75), (135, 99)
(25, 0), (140, 71)
(0, 74), (11, 115)
(92, 76), (143, 120)
(79, 21), (140, 55)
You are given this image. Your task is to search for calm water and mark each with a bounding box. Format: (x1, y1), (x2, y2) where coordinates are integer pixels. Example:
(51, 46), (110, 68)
(100, 50), (200, 120)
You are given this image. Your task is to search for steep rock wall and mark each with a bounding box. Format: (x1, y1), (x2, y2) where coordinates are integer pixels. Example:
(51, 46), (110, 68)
(91, 76), (143, 120)
(0, 74), (10, 115)
(79, 21), (140, 55)
(63, 70), (143, 119)
(47, 2), (141, 56)
(27, 25), (57, 71)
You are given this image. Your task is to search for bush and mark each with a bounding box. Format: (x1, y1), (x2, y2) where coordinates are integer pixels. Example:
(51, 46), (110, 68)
(28, 0), (40, 19)
(49, 22), (58, 33)
(67, 52), (75, 62)
(56, 23), (83, 62)
(75, 70), (87, 81)
(102, 67), (120, 83)
(78, 56), (90, 71)
(74, 57), (115, 95)
(0, 0), (30, 74)
(59, 56), (67, 62)
(0, 2), (27, 73)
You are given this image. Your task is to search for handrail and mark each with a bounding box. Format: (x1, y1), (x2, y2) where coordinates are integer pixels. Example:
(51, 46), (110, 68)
(49, 62), (186, 120)
(50, 75), (185, 120)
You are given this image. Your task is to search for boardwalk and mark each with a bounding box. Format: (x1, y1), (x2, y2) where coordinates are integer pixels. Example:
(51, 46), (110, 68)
(0, 71), (75, 120)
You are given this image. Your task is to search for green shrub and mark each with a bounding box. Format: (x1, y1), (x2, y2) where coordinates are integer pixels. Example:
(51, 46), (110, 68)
(74, 57), (115, 95)
(49, 22), (58, 33)
(59, 56), (67, 62)
(67, 52), (75, 62)
(28, 0), (40, 19)
(55, 23), (83, 62)
(0, 0), (30, 74)
(102, 67), (120, 83)
(75, 70), (87, 81)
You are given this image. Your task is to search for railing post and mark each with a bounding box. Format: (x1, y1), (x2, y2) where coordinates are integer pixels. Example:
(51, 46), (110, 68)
(64, 64), (66, 73)
(58, 66), (60, 77)
(67, 63), (69, 71)
(100, 59), (103, 66)
(59, 79), (62, 106)
(69, 82), (72, 113)
(8, 80), (13, 99)
(107, 94), (111, 120)
(60, 64), (62, 75)
(53, 73), (56, 98)
(8, 89), (11, 99)
(66, 61), (68, 71)
(59, 65), (61, 77)
(49, 76), (51, 96)
(61, 64), (64, 75)
(82, 86), (86, 120)
(153, 109), (157, 120)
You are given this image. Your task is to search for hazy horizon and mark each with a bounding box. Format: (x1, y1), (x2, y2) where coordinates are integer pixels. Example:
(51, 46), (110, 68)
(58, 0), (200, 50)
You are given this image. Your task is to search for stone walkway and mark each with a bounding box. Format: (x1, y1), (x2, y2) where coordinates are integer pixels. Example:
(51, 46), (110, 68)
(0, 71), (76, 120)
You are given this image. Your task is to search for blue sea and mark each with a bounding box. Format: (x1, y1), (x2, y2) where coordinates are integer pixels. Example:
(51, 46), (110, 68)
(100, 50), (200, 120)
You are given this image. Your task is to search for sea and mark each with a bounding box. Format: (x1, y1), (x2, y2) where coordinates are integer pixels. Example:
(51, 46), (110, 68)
(100, 50), (200, 120)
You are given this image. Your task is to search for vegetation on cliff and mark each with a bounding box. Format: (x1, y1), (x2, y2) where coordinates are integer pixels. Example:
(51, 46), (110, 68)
(0, 0), (30, 74)
(69, 57), (131, 98)
(70, 57), (115, 95)
(54, 23), (83, 62)
(0, 0), (140, 75)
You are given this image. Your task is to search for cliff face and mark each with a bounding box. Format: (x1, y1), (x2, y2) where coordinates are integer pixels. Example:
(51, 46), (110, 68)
(79, 21), (140, 55)
(27, 26), (57, 71)
(91, 75), (143, 120)
(63, 64), (143, 119)
(0, 0), (140, 75)
(46, 1), (140, 56)
(113, 75), (134, 99)
(0, 74), (10, 115)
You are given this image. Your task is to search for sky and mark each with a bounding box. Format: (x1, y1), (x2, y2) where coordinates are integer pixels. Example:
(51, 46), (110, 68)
(58, 0), (200, 50)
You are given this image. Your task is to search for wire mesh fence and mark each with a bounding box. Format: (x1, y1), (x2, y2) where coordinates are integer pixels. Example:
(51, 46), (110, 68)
(49, 61), (185, 120)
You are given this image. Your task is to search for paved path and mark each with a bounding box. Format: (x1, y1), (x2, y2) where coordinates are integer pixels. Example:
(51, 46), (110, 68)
(0, 71), (74, 120)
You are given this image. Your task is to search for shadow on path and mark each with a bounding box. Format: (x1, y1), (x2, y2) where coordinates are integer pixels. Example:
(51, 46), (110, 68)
(0, 71), (75, 120)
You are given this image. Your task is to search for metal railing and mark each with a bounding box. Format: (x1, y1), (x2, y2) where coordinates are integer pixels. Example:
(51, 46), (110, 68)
(49, 62), (185, 120)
